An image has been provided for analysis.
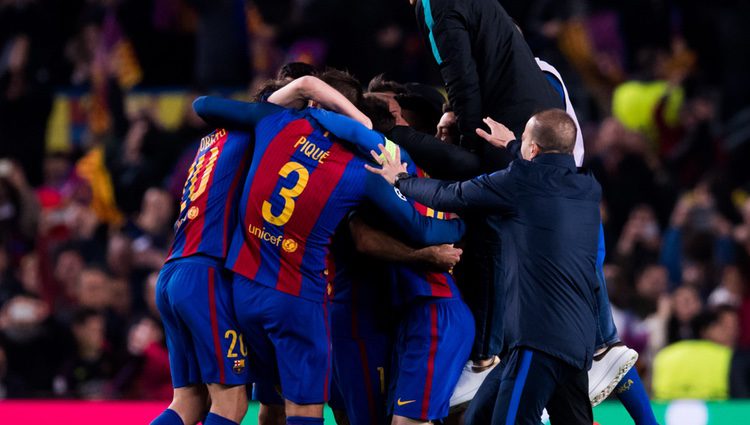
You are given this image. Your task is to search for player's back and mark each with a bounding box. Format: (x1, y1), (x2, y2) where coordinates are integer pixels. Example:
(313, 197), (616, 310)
(226, 108), (369, 302)
(168, 129), (253, 262)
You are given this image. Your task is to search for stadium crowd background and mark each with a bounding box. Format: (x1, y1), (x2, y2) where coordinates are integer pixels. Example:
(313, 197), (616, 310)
(1, 0), (750, 403)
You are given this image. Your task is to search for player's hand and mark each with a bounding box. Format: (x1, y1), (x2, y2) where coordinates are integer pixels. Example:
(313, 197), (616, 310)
(420, 244), (462, 271)
(476, 117), (515, 149)
(364, 143), (407, 186)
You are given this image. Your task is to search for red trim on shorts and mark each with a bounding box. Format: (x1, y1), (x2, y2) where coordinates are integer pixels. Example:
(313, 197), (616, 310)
(208, 269), (225, 384)
(421, 304), (439, 419)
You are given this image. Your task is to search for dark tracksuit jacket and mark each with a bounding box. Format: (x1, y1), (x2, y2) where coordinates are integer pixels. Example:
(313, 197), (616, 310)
(396, 153), (600, 370)
(415, 0), (562, 170)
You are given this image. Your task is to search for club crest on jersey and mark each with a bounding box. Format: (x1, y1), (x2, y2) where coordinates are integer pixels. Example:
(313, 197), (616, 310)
(187, 206), (200, 220)
(282, 238), (298, 253)
(232, 359), (245, 374)
(394, 187), (407, 201)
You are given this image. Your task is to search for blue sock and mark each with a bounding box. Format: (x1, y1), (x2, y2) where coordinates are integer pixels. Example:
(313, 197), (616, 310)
(614, 368), (659, 425)
(286, 416), (324, 425)
(150, 409), (184, 425)
(204, 412), (239, 425)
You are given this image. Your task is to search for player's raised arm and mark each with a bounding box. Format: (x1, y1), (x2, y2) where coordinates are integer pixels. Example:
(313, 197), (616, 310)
(268, 76), (372, 129)
(308, 107), (384, 154)
(192, 96), (285, 130)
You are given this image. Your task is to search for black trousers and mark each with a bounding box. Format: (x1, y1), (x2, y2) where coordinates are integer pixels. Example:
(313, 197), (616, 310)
(465, 348), (592, 425)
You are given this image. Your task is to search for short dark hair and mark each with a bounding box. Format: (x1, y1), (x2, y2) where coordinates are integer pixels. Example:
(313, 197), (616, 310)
(530, 109), (577, 154)
(252, 79), (288, 102)
(360, 94), (396, 133)
(367, 74), (407, 95)
(277, 62), (316, 80)
(318, 68), (363, 107)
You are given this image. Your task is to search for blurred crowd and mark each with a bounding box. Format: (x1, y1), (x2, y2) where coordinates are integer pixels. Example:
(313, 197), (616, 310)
(1, 0), (750, 401)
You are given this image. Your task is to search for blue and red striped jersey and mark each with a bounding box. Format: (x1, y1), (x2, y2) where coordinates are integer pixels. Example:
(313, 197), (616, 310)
(167, 128), (253, 262)
(192, 97), (465, 303)
(391, 166), (461, 304)
(392, 266), (459, 303)
(307, 110), (463, 303)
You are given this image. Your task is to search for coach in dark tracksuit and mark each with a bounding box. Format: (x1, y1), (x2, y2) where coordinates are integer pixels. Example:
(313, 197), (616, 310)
(368, 109), (599, 424)
(411, 0), (563, 362)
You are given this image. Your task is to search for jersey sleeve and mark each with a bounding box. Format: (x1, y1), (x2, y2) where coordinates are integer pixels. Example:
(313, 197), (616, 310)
(308, 108), (384, 154)
(193, 97), (285, 130)
(364, 172), (465, 246)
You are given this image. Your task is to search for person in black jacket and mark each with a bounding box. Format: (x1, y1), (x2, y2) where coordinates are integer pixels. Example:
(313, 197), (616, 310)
(407, 2), (564, 391)
(410, 0), (562, 171)
(368, 108), (598, 424)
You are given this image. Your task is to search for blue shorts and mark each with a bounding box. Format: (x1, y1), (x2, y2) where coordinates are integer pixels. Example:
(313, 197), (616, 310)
(156, 256), (248, 388)
(390, 297), (474, 421)
(329, 302), (393, 425)
(233, 275), (331, 405)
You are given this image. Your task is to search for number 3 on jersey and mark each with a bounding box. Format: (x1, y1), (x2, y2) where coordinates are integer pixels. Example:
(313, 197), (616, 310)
(262, 161), (309, 226)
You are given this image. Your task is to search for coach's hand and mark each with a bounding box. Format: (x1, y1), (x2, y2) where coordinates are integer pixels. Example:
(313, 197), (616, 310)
(365, 143), (408, 186)
(476, 117), (515, 148)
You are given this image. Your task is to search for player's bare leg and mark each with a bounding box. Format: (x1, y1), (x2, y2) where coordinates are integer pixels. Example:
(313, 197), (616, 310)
(259, 403), (286, 425)
(205, 383), (248, 424)
(154, 385), (208, 425)
(392, 415), (430, 425)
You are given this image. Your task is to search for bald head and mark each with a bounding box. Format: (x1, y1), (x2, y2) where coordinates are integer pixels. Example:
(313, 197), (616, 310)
(527, 109), (577, 155)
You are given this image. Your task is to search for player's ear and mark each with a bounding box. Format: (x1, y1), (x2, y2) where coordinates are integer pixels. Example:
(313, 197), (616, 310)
(530, 142), (541, 159)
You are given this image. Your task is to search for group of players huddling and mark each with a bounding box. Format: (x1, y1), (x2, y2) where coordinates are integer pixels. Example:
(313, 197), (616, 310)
(150, 2), (661, 425)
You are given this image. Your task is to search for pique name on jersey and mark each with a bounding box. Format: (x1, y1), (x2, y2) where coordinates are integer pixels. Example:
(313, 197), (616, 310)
(293, 135), (330, 164)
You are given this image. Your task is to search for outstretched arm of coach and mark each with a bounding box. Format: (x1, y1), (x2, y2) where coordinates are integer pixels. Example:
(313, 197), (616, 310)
(365, 143), (517, 215)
